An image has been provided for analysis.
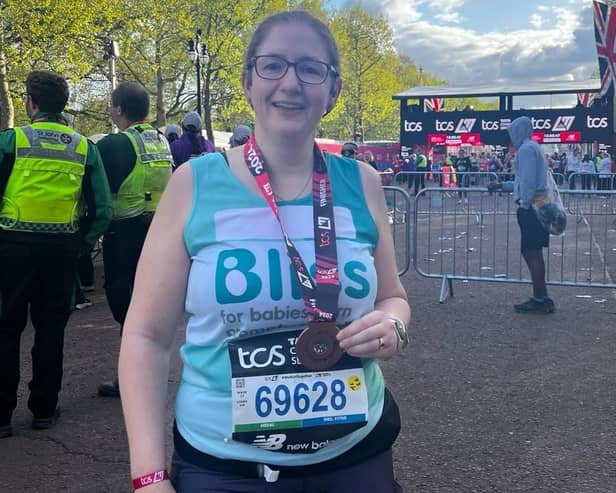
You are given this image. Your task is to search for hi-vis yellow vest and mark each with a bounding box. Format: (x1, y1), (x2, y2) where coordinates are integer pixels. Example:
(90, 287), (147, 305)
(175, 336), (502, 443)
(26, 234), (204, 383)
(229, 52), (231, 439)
(0, 122), (88, 233)
(113, 124), (172, 219)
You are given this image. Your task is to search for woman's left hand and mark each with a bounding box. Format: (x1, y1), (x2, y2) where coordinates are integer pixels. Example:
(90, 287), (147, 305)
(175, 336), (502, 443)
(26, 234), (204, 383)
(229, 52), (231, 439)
(336, 311), (398, 360)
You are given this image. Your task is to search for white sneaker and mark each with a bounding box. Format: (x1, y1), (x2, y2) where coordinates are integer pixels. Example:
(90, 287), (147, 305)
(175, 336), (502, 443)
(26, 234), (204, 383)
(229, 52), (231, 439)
(75, 299), (93, 310)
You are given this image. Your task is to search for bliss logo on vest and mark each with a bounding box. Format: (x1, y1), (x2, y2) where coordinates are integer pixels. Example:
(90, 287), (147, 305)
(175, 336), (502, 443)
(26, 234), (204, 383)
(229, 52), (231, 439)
(214, 248), (370, 304)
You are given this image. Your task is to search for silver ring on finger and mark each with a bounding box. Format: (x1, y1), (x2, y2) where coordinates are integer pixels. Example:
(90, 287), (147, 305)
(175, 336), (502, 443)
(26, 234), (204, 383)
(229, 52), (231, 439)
(377, 336), (385, 349)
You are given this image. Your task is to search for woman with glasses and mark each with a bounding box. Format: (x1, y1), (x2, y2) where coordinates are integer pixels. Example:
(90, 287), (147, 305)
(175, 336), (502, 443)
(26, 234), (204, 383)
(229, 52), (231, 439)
(118, 10), (410, 493)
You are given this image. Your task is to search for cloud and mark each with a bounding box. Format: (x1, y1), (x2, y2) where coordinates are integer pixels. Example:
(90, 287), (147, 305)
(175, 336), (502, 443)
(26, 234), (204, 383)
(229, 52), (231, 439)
(529, 13), (544, 29)
(351, 0), (598, 88)
(425, 0), (465, 24)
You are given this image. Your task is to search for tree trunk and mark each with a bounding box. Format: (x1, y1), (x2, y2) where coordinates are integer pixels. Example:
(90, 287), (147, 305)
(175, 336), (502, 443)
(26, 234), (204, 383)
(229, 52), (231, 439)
(0, 43), (14, 130)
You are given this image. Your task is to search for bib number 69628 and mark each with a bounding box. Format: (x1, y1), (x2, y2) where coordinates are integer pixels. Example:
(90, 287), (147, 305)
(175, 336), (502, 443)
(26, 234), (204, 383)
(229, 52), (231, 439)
(255, 379), (346, 418)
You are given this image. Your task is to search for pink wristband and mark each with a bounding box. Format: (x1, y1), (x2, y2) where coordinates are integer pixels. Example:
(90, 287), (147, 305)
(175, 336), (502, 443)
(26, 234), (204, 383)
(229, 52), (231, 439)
(132, 470), (169, 490)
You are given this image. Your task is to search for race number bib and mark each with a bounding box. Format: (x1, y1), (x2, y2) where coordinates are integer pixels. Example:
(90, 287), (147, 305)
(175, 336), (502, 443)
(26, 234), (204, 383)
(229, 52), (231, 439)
(228, 330), (368, 454)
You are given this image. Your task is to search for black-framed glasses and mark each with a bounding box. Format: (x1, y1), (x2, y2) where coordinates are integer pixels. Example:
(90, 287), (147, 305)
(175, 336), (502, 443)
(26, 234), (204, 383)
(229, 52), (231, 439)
(252, 55), (338, 85)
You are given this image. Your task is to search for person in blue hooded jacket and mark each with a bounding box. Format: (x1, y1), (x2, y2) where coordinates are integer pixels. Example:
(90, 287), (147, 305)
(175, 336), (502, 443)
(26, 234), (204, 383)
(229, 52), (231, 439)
(507, 116), (554, 314)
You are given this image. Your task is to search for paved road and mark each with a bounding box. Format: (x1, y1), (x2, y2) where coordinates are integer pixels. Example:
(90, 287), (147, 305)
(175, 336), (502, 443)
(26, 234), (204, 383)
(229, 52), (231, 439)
(2, 251), (616, 492)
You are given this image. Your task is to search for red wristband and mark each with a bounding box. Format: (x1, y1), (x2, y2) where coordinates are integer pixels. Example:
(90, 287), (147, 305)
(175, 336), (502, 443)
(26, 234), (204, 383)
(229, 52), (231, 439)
(132, 470), (169, 490)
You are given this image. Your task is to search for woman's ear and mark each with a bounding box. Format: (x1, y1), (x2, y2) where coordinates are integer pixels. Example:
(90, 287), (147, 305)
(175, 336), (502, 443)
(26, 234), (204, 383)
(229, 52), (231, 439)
(242, 73), (253, 109)
(324, 78), (342, 116)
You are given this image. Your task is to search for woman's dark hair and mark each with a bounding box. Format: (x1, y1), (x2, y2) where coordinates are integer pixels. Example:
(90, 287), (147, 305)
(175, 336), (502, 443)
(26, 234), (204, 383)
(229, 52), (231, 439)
(184, 125), (203, 156)
(111, 82), (149, 121)
(25, 70), (69, 113)
(242, 10), (340, 93)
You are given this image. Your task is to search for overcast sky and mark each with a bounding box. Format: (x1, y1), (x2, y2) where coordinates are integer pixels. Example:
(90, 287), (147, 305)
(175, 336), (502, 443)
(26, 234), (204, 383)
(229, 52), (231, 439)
(328, 0), (599, 106)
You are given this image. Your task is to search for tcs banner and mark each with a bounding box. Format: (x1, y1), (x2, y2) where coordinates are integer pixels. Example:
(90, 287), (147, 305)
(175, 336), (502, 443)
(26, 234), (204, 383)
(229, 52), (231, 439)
(401, 107), (612, 148)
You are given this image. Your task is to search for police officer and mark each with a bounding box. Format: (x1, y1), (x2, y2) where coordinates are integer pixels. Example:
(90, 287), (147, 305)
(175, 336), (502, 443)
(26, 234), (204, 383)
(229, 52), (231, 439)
(0, 70), (113, 437)
(413, 150), (428, 195)
(96, 82), (172, 397)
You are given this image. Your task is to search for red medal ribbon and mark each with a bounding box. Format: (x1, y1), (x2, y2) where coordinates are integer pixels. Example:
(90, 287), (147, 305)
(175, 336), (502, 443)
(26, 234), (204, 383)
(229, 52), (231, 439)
(243, 133), (340, 322)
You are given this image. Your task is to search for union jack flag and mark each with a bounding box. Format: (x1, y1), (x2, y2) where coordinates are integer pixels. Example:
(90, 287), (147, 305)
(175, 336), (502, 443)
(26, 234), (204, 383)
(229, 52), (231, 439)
(424, 98), (444, 112)
(576, 92), (596, 107)
(593, 0), (616, 98)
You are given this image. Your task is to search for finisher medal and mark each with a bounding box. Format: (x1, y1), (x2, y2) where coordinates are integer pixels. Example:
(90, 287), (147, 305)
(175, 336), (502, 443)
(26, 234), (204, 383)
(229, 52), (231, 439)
(295, 321), (343, 371)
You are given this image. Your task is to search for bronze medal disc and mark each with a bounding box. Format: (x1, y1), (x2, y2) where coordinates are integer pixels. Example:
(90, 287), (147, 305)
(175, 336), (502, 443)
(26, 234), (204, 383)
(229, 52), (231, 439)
(295, 321), (343, 371)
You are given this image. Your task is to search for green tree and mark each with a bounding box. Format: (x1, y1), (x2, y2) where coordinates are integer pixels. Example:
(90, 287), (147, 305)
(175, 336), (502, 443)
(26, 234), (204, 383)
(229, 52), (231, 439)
(0, 0), (120, 129)
(326, 5), (399, 142)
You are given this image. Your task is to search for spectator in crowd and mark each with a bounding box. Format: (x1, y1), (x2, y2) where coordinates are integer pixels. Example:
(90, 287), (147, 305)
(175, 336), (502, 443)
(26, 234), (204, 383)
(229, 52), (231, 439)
(478, 152), (489, 172)
(391, 155), (402, 182)
(404, 153), (416, 188)
(455, 149), (471, 201)
(488, 153), (503, 173)
(228, 124), (252, 148)
(558, 153), (567, 175)
(170, 111), (214, 170)
(164, 124), (182, 144)
(341, 141), (358, 158)
(597, 151), (613, 191)
(508, 116), (554, 314)
(364, 150), (378, 170)
(579, 153), (595, 191)
(566, 150), (580, 189)
(405, 153), (417, 190)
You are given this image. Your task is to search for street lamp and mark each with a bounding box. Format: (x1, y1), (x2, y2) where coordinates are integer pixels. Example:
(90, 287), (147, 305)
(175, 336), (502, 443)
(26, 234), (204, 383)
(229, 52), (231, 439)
(104, 39), (120, 133)
(187, 29), (209, 116)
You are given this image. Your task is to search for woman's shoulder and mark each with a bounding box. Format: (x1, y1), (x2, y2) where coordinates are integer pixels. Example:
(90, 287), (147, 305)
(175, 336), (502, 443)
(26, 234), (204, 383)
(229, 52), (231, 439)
(191, 151), (227, 167)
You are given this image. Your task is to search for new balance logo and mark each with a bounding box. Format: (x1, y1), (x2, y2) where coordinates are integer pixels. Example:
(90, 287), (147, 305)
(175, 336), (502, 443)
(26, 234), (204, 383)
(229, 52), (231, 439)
(455, 118), (476, 133)
(252, 434), (286, 450)
(552, 116), (575, 132)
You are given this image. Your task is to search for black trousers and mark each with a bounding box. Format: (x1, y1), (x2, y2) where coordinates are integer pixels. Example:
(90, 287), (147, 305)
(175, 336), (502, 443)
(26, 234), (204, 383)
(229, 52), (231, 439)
(0, 252), (77, 424)
(78, 250), (94, 286)
(413, 170), (426, 195)
(102, 217), (150, 330)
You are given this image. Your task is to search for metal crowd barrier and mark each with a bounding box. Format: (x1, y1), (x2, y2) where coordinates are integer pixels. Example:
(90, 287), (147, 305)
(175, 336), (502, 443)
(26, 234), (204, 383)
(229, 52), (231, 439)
(491, 172), (569, 188)
(552, 172), (567, 187)
(412, 187), (616, 302)
(382, 185), (412, 277)
(567, 172), (616, 191)
(394, 171), (499, 197)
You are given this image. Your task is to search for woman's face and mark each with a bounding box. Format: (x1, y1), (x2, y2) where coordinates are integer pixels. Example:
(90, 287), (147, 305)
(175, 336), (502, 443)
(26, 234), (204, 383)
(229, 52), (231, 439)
(243, 21), (339, 141)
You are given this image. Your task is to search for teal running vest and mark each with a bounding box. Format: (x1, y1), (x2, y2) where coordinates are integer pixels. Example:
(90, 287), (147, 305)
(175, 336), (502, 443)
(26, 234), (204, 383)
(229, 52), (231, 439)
(175, 153), (386, 466)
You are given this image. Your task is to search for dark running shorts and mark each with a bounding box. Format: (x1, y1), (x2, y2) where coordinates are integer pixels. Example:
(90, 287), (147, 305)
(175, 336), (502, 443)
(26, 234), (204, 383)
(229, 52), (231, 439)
(170, 448), (403, 493)
(517, 207), (549, 251)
